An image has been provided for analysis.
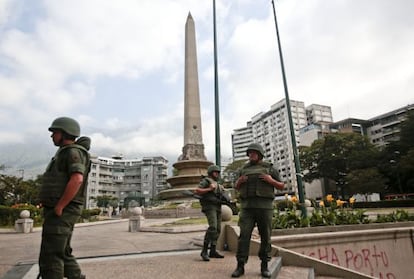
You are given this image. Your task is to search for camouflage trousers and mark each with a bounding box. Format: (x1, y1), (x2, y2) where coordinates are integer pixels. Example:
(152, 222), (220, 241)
(39, 204), (83, 279)
(202, 206), (222, 246)
(236, 208), (273, 263)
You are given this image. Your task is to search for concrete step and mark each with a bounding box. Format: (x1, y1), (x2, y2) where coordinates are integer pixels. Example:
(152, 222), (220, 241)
(276, 265), (314, 279)
(273, 262), (344, 279)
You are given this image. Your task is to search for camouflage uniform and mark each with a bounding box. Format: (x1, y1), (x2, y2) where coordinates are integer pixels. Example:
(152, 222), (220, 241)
(232, 143), (283, 278)
(197, 165), (225, 261)
(236, 160), (280, 264)
(38, 118), (91, 279)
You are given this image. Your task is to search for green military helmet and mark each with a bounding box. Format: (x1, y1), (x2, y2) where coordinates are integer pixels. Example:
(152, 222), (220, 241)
(48, 117), (80, 137)
(246, 143), (265, 158)
(207, 165), (221, 175)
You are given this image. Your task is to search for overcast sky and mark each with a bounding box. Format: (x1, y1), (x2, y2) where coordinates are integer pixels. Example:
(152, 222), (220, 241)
(1, 0), (413, 175)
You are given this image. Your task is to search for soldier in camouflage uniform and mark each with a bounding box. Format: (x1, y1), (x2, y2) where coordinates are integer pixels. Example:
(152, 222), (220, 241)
(231, 143), (284, 278)
(38, 117), (91, 279)
(194, 165), (225, 261)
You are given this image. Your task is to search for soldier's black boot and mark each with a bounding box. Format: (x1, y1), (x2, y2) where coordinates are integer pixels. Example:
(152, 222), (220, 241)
(209, 245), (224, 258)
(261, 261), (271, 278)
(231, 262), (245, 277)
(200, 242), (210, 261)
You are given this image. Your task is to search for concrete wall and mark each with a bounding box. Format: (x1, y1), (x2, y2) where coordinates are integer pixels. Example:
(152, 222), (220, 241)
(224, 225), (375, 279)
(271, 226), (414, 279)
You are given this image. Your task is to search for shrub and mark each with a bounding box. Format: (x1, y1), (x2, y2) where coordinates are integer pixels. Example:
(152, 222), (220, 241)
(0, 204), (43, 227)
(81, 208), (101, 220)
(374, 209), (413, 223)
(271, 195), (410, 230)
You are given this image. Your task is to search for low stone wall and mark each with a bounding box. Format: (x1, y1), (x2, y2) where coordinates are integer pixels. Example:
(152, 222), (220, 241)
(224, 225), (374, 279)
(270, 223), (414, 279)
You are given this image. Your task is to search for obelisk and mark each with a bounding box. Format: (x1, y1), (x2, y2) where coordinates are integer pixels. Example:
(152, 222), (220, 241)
(181, 12), (206, 160)
(159, 12), (213, 200)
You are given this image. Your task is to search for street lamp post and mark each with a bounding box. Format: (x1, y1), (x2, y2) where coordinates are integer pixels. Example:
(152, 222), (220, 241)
(213, 0), (221, 169)
(271, 0), (306, 216)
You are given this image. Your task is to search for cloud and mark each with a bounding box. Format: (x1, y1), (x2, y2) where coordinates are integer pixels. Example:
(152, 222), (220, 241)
(1, 0), (413, 176)
(0, 131), (24, 144)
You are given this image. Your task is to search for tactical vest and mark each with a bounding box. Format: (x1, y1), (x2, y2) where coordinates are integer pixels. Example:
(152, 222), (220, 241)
(238, 162), (275, 199)
(39, 144), (91, 207)
(200, 177), (222, 204)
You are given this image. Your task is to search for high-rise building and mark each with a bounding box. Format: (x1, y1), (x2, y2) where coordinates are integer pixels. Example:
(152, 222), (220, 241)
(306, 104), (333, 124)
(231, 122), (253, 161)
(86, 155), (168, 209)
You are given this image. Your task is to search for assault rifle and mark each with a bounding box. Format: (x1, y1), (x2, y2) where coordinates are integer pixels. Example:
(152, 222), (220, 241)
(181, 189), (238, 215)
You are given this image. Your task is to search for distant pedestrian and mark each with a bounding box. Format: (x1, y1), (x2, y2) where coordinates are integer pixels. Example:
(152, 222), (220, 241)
(231, 143), (284, 278)
(38, 117), (91, 279)
(194, 165), (225, 261)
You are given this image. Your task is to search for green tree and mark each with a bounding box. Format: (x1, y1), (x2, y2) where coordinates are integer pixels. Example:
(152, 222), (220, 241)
(347, 168), (388, 195)
(398, 111), (414, 192)
(0, 174), (40, 206)
(95, 195), (118, 208)
(378, 111), (414, 194)
(299, 133), (383, 197)
(224, 159), (247, 173)
(400, 149), (414, 192)
(398, 111), (414, 154)
(222, 159), (246, 188)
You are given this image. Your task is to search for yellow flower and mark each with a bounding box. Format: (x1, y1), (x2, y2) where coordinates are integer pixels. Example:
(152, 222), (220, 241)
(319, 201), (325, 207)
(349, 197), (356, 204)
(291, 196), (298, 203)
(326, 194), (334, 202)
(336, 199), (345, 207)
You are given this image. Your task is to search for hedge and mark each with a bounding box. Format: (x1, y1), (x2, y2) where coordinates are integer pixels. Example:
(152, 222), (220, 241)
(0, 205), (102, 227)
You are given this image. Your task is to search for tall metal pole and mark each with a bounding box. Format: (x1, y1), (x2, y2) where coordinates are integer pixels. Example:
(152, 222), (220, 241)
(213, 0), (221, 168)
(271, 0), (306, 216)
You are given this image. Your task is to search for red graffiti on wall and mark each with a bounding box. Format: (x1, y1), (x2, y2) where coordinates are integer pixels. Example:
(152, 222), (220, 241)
(302, 245), (396, 278)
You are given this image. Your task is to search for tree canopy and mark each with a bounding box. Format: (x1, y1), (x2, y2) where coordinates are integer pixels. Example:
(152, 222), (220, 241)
(299, 133), (384, 197)
(0, 174), (41, 206)
(378, 111), (414, 193)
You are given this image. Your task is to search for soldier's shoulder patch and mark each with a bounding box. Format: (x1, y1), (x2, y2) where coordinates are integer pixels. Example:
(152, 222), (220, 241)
(68, 148), (82, 163)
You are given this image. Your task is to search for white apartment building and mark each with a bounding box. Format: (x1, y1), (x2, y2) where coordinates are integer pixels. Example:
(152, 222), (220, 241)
(232, 122), (253, 161)
(306, 104), (333, 124)
(366, 104), (414, 148)
(86, 155), (168, 209)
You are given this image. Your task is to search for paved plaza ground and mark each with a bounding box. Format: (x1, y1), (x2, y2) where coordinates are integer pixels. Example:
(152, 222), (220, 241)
(2, 208), (413, 278)
(0, 218), (265, 279)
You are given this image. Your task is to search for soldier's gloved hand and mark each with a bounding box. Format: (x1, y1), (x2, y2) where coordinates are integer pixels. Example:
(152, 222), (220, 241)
(235, 175), (248, 189)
